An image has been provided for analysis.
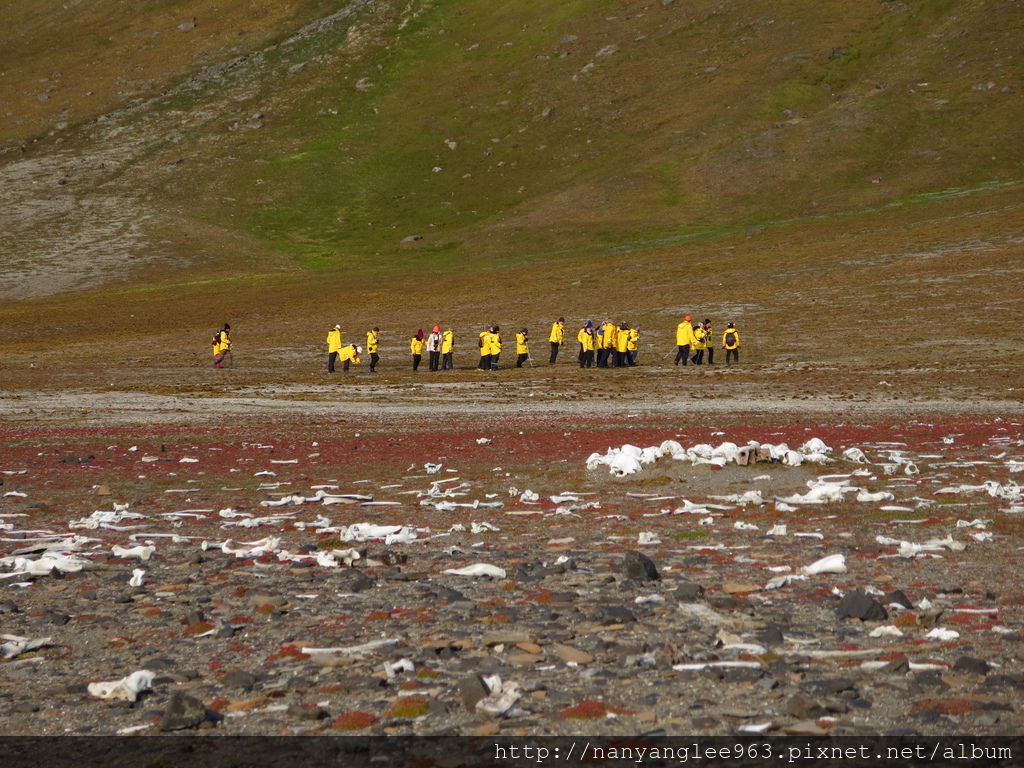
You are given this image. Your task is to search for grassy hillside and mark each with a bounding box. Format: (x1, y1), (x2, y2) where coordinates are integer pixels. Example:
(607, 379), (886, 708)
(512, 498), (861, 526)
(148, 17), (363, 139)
(0, 0), (1021, 375)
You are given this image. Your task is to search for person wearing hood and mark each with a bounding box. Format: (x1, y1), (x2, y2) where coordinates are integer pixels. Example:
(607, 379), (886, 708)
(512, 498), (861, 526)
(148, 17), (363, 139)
(426, 325), (443, 371)
(515, 328), (530, 368)
(366, 327), (380, 372)
(410, 329), (424, 371)
(577, 321), (595, 368)
(691, 321), (707, 364)
(675, 315), (696, 365)
(326, 325), (342, 373)
(441, 327), (455, 370)
(478, 326), (492, 370)
(489, 325), (502, 370)
(722, 322), (741, 365)
(548, 317), (565, 365)
(338, 343), (361, 372)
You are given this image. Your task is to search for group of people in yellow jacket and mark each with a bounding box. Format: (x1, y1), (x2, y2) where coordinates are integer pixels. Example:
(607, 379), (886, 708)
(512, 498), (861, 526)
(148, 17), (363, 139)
(318, 316), (741, 372)
(674, 316), (741, 366)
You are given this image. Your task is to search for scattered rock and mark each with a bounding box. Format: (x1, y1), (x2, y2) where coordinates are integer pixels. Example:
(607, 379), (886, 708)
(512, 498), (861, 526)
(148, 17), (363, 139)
(160, 692), (208, 731)
(623, 551), (659, 582)
(836, 589), (888, 621)
(954, 657), (990, 676)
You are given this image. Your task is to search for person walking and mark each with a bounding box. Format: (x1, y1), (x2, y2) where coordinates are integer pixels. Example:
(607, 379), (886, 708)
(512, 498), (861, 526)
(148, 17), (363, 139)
(441, 328), (455, 370)
(366, 327), (380, 372)
(577, 321), (595, 368)
(548, 317), (565, 364)
(338, 343), (361, 372)
(722, 322), (741, 365)
(515, 328), (530, 368)
(691, 321), (707, 364)
(214, 324), (232, 368)
(627, 325), (639, 365)
(478, 326), (492, 370)
(702, 320), (715, 365)
(675, 315), (695, 365)
(326, 325), (342, 373)
(410, 329), (424, 371)
(426, 325), (443, 371)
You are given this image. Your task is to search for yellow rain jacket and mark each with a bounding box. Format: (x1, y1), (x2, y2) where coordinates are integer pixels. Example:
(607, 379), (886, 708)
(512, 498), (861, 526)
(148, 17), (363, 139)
(479, 331), (489, 356)
(490, 332), (502, 355)
(338, 344), (360, 364)
(615, 328), (629, 354)
(693, 325), (707, 350)
(212, 335), (221, 356)
(601, 322), (617, 349)
(442, 330), (454, 354)
(327, 328), (342, 354)
(366, 330), (378, 354)
(219, 330), (231, 350)
(676, 322), (696, 347)
(516, 333), (529, 355)
(722, 327), (741, 349)
(577, 328), (595, 352)
(702, 326), (714, 349)
(548, 322), (563, 344)
(410, 337), (424, 355)
(627, 328), (639, 351)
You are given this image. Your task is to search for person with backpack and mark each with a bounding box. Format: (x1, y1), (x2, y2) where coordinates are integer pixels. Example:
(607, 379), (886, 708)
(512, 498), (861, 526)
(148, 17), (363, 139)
(577, 321), (595, 368)
(410, 330), (424, 371)
(702, 319), (715, 365)
(722, 322), (741, 365)
(213, 324), (232, 368)
(326, 325), (342, 373)
(515, 328), (530, 368)
(426, 326), (443, 371)
(548, 317), (565, 364)
(366, 327), (380, 372)
(675, 315), (695, 365)
(441, 328), (455, 370)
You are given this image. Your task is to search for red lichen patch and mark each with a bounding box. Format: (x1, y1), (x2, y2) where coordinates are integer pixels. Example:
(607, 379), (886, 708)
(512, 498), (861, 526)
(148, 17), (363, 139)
(331, 711), (378, 731)
(400, 680), (423, 691)
(366, 610), (392, 621)
(183, 621), (214, 636)
(387, 696), (431, 719)
(910, 698), (984, 715)
(208, 696), (231, 712)
(416, 668), (439, 679)
(265, 643), (310, 662)
(560, 700), (637, 720)
(893, 613), (918, 627)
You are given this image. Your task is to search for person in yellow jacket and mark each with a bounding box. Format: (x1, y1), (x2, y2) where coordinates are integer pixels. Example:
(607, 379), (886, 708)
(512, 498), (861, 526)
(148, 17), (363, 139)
(548, 317), (565, 365)
(675, 315), (696, 366)
(597, 319), (617, 368)
(337, 343), (361, 372)
(722, 322), (741, 365)
(691, 322), (707, 365)
(213, 324), (232, 368)
(410, 329), (424, 371)
(478, 327), (492, 370)
(489, 325), (502, 370)
(577, 321), (595, 368)
(627, 326), (639, 366)
(515, 328), (530, 368)
(441, 328), (455, 370)
(614, 322), (631, 367)
(326, 325), (342, 373)
(701, 319), (715, 365)
(366, 327), (380, 372)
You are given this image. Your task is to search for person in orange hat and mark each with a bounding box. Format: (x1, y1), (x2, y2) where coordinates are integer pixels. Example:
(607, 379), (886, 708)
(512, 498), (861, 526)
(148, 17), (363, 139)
(426, 325), (443, 371)
(675, 315), (696, 365)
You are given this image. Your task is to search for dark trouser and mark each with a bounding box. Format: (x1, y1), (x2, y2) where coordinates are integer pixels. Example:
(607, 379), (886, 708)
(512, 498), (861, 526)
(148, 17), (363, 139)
(610, 350), (622, 368)
(490, 354), (500, 370)
(674, 345), (689, 365)
(549, 342), (559, 364)
(442, 352), (453, 370)
(328, 351), (338, 372)
(369, 352), (379, 372)
(479, 354), (491, 370)
(706, 347), (714, 365)
(428, 351), (441, 371)
(516, 353), (529, 368)
(726, 348), (739, 365)
(691, 349), (704, 365)
(596, 348), (608, 368)
(412, 354), (421, 371)
(581, 349), (594, 368)
(624, 350), (636, 366)
(343, 359), (351, 372)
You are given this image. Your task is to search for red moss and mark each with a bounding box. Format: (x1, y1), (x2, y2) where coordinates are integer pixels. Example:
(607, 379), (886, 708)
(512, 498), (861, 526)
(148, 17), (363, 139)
(184, 621), (214, 636)
(388, 696), (431, 719)
(331, 711), (378, 731)
(560, 701), (637, 720)
(910, 698), (983, 715)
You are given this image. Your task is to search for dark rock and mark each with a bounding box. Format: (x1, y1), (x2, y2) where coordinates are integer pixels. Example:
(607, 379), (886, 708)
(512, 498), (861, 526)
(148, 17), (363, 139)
(459, 675), (490, 711)
(849, 698), (872, 709)
(836, 589), (888, 621)
(758, 625), (785, 645)
(595, 605), (636, 624)
(808, 678), (856, 695)
(623, 551), (659, 582)
(707, 596), (753, 614)
(954, 656), (990, 676)
(884, 589), (914, 609)
(287, 703), (328, 721)
(220, 669), (256, 690)
(787, 694), (827, 719)
(337, 569), (375, 593)
(756, 677), (779, 691)
(183, 609), (205, 626)
(160, 692), (208, 730)
(0, 599), (20, 614)
(141, 657), (177, 671)
(881, 657), (910, 675)
(674, 582), (705, 601)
